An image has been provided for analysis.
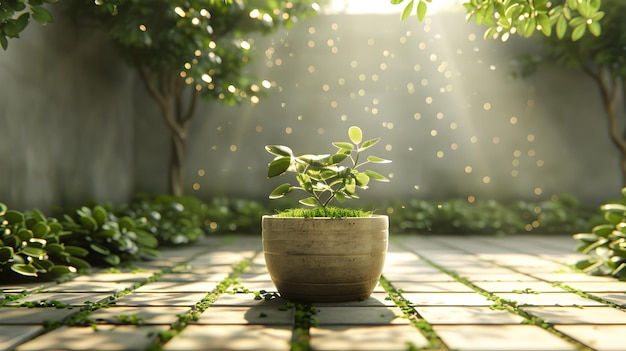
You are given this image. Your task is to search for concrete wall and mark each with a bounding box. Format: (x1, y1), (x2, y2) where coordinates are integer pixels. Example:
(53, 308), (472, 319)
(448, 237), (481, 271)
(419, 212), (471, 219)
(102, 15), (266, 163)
(0, 12), (136, 211)
(1, 9), (622, 211)
(139, 11), (621, 206)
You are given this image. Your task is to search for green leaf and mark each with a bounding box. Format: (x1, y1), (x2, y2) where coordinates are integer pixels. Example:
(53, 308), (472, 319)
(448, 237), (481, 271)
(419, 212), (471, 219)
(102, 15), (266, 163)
(67, 256), (91, 270)
(119, 216), (135, 231)
(92, 206), (108, 226)
(332, 142), (354, 151)
(267, 157), (291, 178)
(31, 222), (50, 237)
(571, 23), (586, 41)
(327, 153), (349, 165)
(79, 215), (98, 231)
(269, 183), (292, 199)
(3, 13), (30, 38)
(265, 145), (292, 157)
(365, 170), (389, 182)
(135, 231), (158, 248)
(45, 243), (64, 254)
(401, 0), (414, 21)
(11, 264), (38, 277)
(556, 15), (567, 39)
(104, 254), (121, 266)
(21, 246), (45, 258)
(367, 155), (392, 163)
(90, 243), (110, 255)
(49, 265), (77, 276)
(31, 6), (53, 25)
(64, 245), (90, 257)
(0, 246), (14, 264)
(299, 197), (319, 207)
(355, 172), (370, 187)
(588, 21), (601, 36)
(17, 228), (33, 241)
(360, 138), (380, 151)
(417, 0), (428, 21)
(5, 210), (25, 224)
(0, 202), (7, 216)
(348, 126), (363, 144)
(592, 224), (615, 237)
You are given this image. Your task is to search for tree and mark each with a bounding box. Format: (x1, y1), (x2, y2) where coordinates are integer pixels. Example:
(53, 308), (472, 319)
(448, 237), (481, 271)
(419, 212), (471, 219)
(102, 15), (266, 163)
(0, 0), (57, 49)
(515, 0), (626, 186)
(392, 0), (604, 41)
(62, 0), (319, 196)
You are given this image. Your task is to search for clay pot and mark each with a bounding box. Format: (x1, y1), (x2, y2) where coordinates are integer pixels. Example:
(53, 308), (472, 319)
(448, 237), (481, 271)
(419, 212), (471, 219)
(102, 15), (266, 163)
(261, 215), (389, 302)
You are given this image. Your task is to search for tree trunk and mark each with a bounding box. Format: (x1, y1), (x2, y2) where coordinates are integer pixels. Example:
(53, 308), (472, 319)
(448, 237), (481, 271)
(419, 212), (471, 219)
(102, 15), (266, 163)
(587, 67), (626, 187)
(137, 68), (198, 196)
(169, 130), (187, 196)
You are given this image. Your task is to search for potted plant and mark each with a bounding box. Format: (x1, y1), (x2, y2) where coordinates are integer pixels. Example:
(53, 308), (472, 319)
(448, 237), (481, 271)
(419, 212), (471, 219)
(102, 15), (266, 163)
(263, 126), (391, 302)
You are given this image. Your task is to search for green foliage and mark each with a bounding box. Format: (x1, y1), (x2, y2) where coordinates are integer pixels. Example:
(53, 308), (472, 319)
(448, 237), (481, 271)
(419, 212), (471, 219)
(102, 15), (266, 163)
(0, 0), (58, 50)
(573, 187), (626, 280)
(0, 202), (89, 279)
(392, 0), (604, 41)
(388, 195), (598, 235)
(115, 194), (207, 246)
(266, 126), (391, 211)
(59, 204), (160, 266)
(203, 196), (270, 233)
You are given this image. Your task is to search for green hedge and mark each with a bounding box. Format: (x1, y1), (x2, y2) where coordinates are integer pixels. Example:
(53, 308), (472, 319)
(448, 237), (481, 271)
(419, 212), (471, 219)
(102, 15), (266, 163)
(0, 193), (603, 281)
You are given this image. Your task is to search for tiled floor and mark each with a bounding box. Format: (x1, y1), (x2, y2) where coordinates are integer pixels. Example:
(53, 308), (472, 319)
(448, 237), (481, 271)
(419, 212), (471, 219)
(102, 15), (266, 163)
(1, 234), (625, 351)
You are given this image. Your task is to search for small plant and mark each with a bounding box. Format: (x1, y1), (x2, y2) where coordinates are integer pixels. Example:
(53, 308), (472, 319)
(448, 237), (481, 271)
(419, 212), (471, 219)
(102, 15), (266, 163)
(573, 187), (626, 280)
(265, 126), (391, 216)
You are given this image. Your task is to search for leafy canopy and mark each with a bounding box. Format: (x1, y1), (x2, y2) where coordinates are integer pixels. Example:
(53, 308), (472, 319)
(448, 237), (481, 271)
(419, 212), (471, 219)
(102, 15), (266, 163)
(392, 0), (605, 41)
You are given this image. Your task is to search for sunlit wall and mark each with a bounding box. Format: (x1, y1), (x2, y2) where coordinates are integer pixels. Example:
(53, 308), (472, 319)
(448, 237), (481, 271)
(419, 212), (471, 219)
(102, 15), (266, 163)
(134, 9), (621, 205)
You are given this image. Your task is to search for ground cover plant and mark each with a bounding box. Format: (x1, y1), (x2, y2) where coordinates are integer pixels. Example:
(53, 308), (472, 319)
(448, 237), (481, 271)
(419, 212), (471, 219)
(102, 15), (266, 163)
(573, 187), (626, 280)
(0, 192), (602, 282)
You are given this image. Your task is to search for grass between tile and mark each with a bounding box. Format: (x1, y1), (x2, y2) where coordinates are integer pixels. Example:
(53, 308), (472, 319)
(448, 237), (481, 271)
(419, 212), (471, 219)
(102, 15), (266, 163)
(379, 276), (449, 351)
(407, 251), (596, 351)
(148, 259), (252, 350)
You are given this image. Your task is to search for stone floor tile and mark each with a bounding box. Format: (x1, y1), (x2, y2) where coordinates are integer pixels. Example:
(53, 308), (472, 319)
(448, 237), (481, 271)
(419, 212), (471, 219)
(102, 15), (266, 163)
(456, 273), (539, 282)
(392, 280), (474, 292)
(0, 326), (43, 350)
(134, 281), (218, 293)
(521, 306), (626, 324)
(315, 306), (408, 325)
(382, 264), (442, 274)
(15, 325), (166, 351)
(213, 292), (283, 306)
(43, 281), (135, 293)
(193, 306), (293, 325)
(382, 271), (457, 282)
(473, 281), (565, 293)
(7, 292), (111, 306)
(310, 325), (429, 350)
(313, 293), (396, 307)
(530, 273), (618, 282)
(434, 325), (577, 351)
(90, 306), (189, 325)
(401, 292), (493, 306)
(72, 271), (156, 282)
(555, 325), (626, 351)
(563, 281), (626, 292)
(238, 272), (273, 281)
(114, 292), (207, 306)
(234, 281), (277, 292)
(163, 325), (292, 351)
(594, 292), (626, 307)
(415, 306), (525, 324)
(496, 292), (604, 306)
(0, 307), (77, 324)
(158, 272), (229, 282)
(167, 264), (236, 274)
(0, 283), (51, 293)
